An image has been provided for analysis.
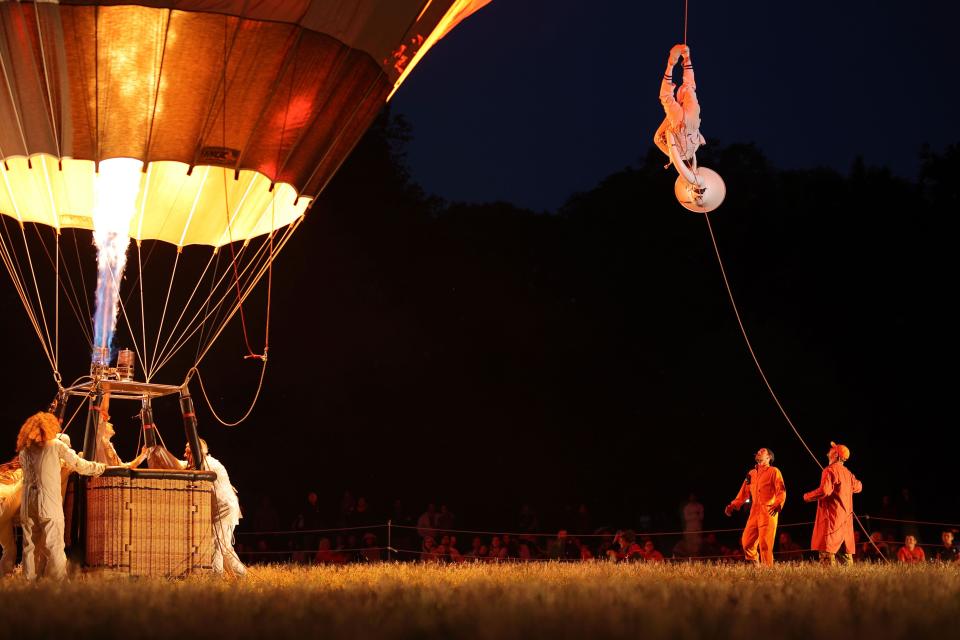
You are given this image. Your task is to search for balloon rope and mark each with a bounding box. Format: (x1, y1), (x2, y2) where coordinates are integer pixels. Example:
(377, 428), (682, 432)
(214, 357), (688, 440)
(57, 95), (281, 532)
(703, 213), (820, 468)
(703, 213), (888, 561)
(221, 15), (266, 362)
(684, 0), (689, 44)
(188, 359), (268, 428)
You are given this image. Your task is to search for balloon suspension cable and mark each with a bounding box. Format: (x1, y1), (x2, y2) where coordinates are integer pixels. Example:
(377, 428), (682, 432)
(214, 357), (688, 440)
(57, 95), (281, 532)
(186, 363), (268, 427)
(703, 213), (887, 560)
(683, 0), (689, 44)
(221, 21), (268, 365)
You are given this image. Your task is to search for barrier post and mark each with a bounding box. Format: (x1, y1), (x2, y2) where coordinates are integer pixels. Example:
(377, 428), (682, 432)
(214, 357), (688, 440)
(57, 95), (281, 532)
(387, 520), (392, 562)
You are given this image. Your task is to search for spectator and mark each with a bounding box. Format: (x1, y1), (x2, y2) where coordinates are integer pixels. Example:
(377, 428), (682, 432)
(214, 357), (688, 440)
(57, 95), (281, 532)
(723, 545), (745, 563)
(464, 536), (484, 560)
(575, 504), (592, 536)
(359, 532), (381, 563)
(294, 491), (323, 561)
(253, 494), (280, 552)
(579, 541), (594, 561)
(390, 498), (412, 526)
(876, 495), (898, 542)
(595, 529), (616, 560)
(315, 537), (348, 565)
(642, 539), (665, 562)
(896, 488), (918, 538)
(861, 531), (891, 562)
(897, 535), (925, 563)
(518, 504), (540, 533)
(431, 535), (452, 562)
(421, 535), (437, 560)
(354, 496), (376, 529)
(699, 532), (722, 559)
(488, 536), (508, 561)
(546, 530), (579, 560)
(389, 498), (417, 555)
(501, 533), (521, 559)
(338, 490), (356, 528)
(607, 530), (643, 562)
(777, 531), (805, 562)
(417, 503), (438, 540)
(518, 535), (539, 560)
(254, 539), (272, 564)
(436, 504), (456, 533)
(682, 493), (704, 554)
(448, 536), (463, 562)
(671, 537), (697, 559)
(934, 530), (959, 563)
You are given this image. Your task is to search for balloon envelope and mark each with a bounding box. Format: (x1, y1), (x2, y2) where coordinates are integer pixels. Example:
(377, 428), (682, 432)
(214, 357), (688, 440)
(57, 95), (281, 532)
(0, 0), (491, 246)
(0, 0), (491, 381)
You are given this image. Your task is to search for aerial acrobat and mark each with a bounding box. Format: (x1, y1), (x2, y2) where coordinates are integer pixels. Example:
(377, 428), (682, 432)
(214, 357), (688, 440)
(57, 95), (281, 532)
(654, 44), (726, 213)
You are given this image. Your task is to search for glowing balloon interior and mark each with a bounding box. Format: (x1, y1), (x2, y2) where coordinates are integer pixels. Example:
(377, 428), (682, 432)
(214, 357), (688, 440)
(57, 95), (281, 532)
(0, 0), (492, 385)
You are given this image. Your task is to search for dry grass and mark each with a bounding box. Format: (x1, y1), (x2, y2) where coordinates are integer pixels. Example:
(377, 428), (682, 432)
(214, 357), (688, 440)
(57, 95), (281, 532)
(1, 562), (958, 639)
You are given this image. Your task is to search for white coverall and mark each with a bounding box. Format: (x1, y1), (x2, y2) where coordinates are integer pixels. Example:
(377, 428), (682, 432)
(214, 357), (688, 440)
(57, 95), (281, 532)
(0, 470), (24, 576)
(653, 48), (705, 162)
(19, 437), (105, 579)
(203, 455), (246, 575)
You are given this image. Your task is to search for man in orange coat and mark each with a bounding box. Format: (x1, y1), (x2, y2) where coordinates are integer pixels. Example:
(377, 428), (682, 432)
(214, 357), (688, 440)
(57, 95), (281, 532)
(724, 448), (787, 566)
(803, 442), (863, 565)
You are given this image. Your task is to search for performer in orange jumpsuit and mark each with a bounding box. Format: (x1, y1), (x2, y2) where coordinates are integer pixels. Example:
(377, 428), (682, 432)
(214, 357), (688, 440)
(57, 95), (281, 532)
(724, 448), (787, 566)
(803, 442), (863, 565)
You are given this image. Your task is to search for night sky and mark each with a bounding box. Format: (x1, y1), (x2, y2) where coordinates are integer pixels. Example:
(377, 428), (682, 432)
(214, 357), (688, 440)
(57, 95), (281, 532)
(0, 1), (956, 541)
(393, 0), (958, 210)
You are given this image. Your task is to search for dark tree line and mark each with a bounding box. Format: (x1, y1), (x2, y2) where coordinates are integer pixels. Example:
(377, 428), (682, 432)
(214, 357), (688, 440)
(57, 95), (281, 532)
(228, 111), (955, 529)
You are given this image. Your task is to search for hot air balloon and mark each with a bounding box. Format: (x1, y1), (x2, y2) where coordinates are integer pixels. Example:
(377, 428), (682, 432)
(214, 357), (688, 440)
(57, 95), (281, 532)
(0, 0), (490, 576)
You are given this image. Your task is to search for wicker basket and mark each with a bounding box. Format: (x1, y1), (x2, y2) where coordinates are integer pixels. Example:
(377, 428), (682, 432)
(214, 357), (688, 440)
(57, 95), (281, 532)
(86, 468), (216, 577)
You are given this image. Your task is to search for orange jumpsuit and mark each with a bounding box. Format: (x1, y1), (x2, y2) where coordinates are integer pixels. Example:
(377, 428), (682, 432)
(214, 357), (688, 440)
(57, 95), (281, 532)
(803, 462), (862, 555)
(730, 464), (787, 566)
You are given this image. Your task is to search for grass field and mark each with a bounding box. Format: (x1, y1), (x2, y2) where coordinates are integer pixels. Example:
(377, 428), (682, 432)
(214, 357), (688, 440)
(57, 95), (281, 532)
(2, 562), (958, 639)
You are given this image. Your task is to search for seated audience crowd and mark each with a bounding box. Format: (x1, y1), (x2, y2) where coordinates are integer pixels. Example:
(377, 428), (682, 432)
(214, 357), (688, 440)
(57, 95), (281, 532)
(232, 490), (958, 566)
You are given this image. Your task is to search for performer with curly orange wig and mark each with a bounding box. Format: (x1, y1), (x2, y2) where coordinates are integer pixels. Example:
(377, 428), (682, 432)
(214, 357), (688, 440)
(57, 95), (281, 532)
(17, 412), (106, 580)
(803, 442), (863, 566)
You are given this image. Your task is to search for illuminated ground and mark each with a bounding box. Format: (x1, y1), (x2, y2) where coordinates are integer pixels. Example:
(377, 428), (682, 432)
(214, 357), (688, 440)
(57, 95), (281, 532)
(2, 562), (957, 639)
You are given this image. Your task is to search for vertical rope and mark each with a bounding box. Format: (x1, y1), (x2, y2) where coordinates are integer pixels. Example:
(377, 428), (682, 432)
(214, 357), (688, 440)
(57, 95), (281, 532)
(683, 0), (689, 44)
(703, 213), (820, 468)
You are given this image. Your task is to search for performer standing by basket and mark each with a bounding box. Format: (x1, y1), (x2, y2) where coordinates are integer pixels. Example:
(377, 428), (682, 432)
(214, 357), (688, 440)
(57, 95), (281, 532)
(16, 412), (106, 580)
(184, 439), (247, 577)
(724, 448), (787, 566)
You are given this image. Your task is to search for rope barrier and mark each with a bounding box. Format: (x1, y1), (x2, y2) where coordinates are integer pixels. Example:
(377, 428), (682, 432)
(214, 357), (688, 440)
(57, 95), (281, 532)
(390, 521), (814, 539)
(239, 546), (391, 556)
(236, 523), (388, 536)
(228, 515), (957, 541)
(230, 521), (815, 540)
(864, 516), (960, 529)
